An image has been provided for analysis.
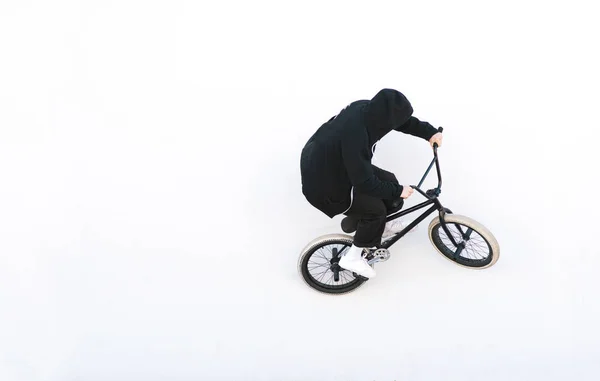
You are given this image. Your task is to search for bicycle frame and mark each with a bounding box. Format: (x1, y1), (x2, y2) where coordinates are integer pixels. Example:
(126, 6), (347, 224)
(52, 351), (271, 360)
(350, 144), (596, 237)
(379, 128), (464, 250)
(380, 198), (442, 249)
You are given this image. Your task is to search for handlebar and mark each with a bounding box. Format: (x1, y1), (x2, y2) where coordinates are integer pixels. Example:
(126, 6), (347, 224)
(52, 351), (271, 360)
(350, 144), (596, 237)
(411, 127), (443, 198)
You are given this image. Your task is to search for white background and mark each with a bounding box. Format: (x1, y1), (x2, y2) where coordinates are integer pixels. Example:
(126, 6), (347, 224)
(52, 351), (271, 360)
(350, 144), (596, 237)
(1, 1), (599, 380)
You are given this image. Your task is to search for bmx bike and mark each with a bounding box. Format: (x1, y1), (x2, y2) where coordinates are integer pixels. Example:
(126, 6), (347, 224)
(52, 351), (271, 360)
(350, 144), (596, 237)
(297, 128), (500, 295)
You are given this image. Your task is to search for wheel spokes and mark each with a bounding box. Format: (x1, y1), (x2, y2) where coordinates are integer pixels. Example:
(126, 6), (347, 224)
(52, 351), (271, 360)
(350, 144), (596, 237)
(438, 223), (490, 262)
(306, 243), (357, 288)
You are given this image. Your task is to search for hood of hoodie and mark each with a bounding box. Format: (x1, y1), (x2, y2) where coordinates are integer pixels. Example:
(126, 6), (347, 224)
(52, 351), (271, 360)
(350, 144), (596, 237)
(364, 89), (414, 145)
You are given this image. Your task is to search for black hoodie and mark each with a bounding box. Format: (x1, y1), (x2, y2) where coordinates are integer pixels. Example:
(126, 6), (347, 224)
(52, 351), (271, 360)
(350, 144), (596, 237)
(300, 88), (438, 218)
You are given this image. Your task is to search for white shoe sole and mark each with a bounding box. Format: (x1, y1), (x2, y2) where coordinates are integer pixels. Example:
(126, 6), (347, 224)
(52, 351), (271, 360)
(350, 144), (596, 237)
(338, 259), (376, 278)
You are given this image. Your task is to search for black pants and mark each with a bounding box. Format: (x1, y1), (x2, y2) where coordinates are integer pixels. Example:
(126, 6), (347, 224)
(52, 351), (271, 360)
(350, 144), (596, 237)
(344, 166), (400, 248)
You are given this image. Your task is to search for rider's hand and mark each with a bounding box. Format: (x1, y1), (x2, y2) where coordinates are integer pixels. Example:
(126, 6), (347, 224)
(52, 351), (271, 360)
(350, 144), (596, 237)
(401, 185), (414, 199)
(429, 132), (443, 148)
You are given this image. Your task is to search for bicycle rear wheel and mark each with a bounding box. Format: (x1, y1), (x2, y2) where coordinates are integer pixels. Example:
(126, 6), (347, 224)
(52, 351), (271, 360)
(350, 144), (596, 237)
(297, 234), (366, 295)
(428, 214), (500, 269)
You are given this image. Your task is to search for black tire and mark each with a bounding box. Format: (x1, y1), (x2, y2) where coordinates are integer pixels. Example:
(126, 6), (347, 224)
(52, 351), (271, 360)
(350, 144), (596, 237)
(297, 234), (366, 295)
(428, 214), (500, 269)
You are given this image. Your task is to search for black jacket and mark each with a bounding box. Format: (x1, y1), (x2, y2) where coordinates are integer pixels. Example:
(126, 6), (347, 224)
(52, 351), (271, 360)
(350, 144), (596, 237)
(300, 88), (438, 218)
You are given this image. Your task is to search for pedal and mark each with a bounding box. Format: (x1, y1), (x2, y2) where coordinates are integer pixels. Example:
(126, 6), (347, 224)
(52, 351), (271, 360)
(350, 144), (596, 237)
(367, 248), (390, 265)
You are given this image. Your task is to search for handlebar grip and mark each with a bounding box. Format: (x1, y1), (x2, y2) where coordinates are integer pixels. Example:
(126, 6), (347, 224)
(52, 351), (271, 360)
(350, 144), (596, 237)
(433, 127), (443, 148)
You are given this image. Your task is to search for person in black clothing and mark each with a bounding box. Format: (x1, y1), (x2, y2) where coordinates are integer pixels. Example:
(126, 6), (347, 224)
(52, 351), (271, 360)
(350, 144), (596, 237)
(300, 88), (443, 278)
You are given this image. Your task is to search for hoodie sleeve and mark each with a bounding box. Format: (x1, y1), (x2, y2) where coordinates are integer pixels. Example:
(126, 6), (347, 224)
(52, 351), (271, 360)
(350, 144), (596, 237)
(341, 131), (403, 200)
(395, 116), (438, 141)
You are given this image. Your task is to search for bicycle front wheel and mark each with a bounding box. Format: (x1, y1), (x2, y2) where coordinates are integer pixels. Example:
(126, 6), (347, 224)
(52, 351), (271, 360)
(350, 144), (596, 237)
(428, 214), (500, 269)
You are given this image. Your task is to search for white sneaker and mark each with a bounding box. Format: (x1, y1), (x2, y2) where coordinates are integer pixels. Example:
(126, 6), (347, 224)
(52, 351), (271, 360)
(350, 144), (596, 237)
(382, 218), (416, 239)
(338, 245), (376, 278)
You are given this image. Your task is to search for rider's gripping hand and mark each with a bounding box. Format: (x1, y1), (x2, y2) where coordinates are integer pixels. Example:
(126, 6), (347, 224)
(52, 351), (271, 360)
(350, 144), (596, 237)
(401, 186), (414, 199)
(429, 132), (443, 148)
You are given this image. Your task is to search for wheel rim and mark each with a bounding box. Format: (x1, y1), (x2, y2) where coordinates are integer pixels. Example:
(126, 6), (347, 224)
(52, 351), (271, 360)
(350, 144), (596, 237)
(432, 222), (493, 267)
(303, 242), (362, 290)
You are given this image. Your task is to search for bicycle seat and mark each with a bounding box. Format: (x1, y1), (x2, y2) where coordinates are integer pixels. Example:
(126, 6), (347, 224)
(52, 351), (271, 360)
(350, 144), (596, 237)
(340, 198), (404, 234)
